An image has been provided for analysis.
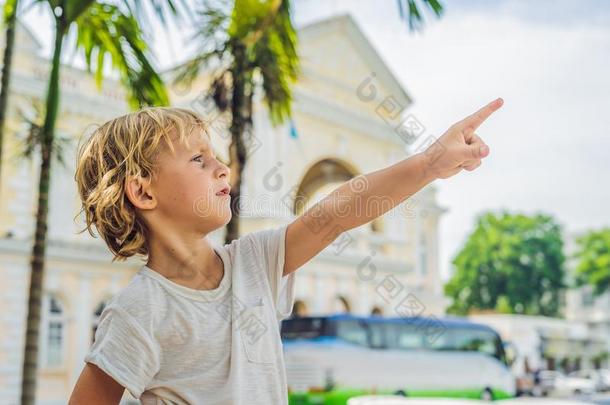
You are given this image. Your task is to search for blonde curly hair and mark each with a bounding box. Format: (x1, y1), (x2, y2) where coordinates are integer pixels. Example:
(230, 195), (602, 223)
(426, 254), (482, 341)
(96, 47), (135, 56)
(75, 107), (208, 261)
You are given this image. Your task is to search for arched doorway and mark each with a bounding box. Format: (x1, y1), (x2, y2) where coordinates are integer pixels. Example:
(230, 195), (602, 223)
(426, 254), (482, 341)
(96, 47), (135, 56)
(291, 299), (309, 318)
(293, 158), (383, 239)
(293, 158), (359, 216)
(333, 295), (351, 314)
(370, 305), (384, 316)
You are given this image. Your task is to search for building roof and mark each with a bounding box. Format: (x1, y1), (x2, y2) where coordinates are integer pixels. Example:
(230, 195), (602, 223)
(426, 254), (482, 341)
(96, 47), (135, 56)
(298, 13), (413, 108)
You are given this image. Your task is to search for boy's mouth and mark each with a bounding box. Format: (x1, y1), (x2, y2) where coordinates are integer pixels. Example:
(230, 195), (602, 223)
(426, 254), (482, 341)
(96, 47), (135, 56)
(216, 186), (231, 196)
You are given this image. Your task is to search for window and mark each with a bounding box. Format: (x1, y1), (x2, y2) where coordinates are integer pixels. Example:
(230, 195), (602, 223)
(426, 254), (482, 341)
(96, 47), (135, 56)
(385, 323), (425, 350)
(281, 317), (327, 340)
(91, 300), (107, 344)
(41, 295), (65, 368)
(336, 320), (368, 347)
(366, 322), (386, 349)
(427, 328), (503, 361)
(581, 288), (595, 307)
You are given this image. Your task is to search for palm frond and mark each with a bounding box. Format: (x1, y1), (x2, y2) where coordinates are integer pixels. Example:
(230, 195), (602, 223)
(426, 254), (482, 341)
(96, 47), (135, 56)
(180, 0), (299, 125)
(63, 0), (96, 24)
(251, 0), (298, 125)
(74, 2), (169, 108)
(12, 98), (71, 168)
(2, 0), (19, 23)
(228, 0), (279, 41)
(173, 46), (226, 87)
(122, 0), (190, 27)
(173, 1), (230, 93)
(398, 0), (444, 32)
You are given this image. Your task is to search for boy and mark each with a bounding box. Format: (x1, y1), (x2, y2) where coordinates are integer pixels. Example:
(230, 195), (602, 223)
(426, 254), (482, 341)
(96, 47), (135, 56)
(69, 99), (503, 404)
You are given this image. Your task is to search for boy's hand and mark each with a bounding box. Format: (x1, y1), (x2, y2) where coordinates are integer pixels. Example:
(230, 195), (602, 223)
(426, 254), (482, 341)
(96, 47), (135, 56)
(423, 98), (504, 180)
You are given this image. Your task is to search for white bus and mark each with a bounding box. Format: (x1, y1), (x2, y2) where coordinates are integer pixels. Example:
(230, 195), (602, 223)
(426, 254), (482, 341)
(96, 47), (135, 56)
(281, 315), (516, 404)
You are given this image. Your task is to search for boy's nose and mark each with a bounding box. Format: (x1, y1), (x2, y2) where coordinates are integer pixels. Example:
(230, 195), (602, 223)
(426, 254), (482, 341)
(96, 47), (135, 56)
(217, 162), (230, 179)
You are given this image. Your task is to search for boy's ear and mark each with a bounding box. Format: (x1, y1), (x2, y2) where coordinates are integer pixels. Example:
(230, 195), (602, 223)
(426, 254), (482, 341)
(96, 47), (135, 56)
(124, 175), (156, 210)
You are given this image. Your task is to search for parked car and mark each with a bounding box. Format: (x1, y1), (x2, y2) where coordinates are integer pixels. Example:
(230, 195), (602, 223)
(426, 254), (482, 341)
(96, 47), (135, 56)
(535, 370), (563, 396)
(598, 369), (610, 391)
(497, 399), (593, 404)
(553, 372), (597, 396)
(569, 369), (610, 392)
(346, 396), (593, 405)
(347, 398), (483, 405)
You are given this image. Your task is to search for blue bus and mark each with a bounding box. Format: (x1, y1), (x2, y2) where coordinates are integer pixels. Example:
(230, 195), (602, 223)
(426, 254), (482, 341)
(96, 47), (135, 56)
(281, 314), (516, 404)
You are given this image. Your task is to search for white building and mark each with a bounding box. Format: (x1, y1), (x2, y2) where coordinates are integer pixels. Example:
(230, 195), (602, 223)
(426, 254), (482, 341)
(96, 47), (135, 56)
(0, 15), (448, 404)
(564, 232), (610, 369)
(469, 314), (607, 376)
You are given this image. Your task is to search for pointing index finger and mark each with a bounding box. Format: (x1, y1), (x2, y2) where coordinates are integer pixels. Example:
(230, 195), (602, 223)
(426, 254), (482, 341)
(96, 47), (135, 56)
(458, 97), (504, 134)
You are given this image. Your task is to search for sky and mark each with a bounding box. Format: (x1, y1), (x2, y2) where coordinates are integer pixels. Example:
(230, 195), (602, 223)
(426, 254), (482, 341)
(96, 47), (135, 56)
(21, 0), (610, 280)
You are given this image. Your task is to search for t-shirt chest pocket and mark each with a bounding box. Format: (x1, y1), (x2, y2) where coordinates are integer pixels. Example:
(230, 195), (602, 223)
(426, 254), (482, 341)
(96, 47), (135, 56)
(237, 299), (276, 365)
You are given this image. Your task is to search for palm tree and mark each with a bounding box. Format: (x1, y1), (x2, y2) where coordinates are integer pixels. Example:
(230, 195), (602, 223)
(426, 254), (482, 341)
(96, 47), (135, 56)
(0, 0), (19, 193)
(18, 1), (185, 403)
(177, 0), (444, 244)
(176, 0), (299, 244)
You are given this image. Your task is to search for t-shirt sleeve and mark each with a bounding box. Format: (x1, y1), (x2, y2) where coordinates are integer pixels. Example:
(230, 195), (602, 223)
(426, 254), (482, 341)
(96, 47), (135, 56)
(245, 223), (296, 321)
(84, 305), (160, 399)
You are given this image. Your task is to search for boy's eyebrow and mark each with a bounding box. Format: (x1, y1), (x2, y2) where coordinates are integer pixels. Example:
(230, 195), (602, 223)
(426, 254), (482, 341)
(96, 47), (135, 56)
(186, 138), (209, 152)
(188, 140), (216, 156)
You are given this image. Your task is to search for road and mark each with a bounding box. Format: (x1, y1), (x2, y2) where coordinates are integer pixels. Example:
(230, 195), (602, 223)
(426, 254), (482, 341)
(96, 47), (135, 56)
(582, 393), (610, 405)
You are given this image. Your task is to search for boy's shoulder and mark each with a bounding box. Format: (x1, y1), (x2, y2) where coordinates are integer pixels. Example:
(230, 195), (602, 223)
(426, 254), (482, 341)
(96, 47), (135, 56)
(224, 224), (288, 258)
(103, 268), (168, 326)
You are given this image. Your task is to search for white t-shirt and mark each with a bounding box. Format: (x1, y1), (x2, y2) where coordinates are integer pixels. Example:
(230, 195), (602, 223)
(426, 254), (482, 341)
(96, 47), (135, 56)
(84, 224), (297, 404)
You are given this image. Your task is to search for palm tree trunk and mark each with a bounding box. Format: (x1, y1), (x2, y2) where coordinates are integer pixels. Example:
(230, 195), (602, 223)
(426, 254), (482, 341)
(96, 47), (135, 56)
(224, 42), (250, 244)
(0, 0), (19, 194)
(20, 21), (65, 405)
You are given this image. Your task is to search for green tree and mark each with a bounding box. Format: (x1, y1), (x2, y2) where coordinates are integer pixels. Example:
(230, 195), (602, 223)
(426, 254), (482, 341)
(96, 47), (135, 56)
(573, 227), (610, 295)
(445, 211), (565, 317)
(177, 0), (444, 244)
(18, 1), (184, 403)
(0, 0), (19, 193)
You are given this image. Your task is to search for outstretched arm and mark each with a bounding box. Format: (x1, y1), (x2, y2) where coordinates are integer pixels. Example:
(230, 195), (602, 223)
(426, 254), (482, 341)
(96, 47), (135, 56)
(283, 98), (504, 276)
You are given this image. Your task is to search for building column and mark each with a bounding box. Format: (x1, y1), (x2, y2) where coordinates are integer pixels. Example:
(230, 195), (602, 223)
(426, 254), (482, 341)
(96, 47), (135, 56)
(357, 279), (370, 315)
(414, 207), (423, 288)
(314, 274), (326, 315)
(0, 262), (29, 403)
(70, 273), (92, 389)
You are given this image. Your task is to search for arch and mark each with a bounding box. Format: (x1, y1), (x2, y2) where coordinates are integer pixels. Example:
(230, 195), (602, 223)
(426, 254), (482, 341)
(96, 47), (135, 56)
(292, 157), (383, 242)
(291, 299), (309, 318)
(293, 157), (360, 216)
(333, 295), (352, 314)
(370, 305), (384, 316)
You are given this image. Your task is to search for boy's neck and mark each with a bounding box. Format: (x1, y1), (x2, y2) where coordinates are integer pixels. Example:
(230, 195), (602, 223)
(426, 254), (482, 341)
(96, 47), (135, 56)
(145, 231), (224, 291)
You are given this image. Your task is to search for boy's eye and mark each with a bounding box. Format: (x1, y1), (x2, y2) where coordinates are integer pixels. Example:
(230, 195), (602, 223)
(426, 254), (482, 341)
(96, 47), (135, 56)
(192, 155), (203, 163)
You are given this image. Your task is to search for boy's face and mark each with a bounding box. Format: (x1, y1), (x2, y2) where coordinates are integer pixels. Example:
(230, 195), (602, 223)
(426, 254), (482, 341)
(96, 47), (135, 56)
(151, 127), (232, 234)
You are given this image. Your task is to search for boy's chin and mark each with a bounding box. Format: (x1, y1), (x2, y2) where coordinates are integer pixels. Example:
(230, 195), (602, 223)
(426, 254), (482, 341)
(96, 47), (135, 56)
(220, 213), (232, 227)
(199, 213), (232, 232)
